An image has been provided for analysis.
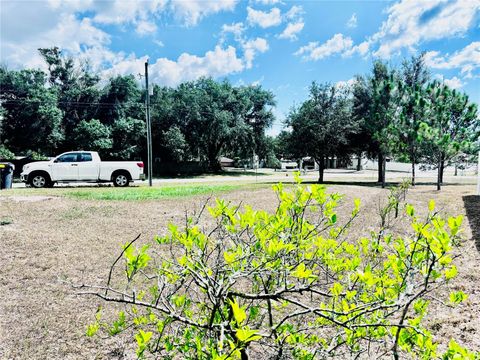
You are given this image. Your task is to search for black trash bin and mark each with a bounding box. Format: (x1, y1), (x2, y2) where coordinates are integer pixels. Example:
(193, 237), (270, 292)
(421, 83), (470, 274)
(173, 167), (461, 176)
(0, 162), (14, 190)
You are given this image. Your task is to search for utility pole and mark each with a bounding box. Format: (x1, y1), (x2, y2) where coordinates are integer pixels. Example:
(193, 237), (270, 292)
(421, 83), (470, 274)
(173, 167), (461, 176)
(145, 61), (153, 187)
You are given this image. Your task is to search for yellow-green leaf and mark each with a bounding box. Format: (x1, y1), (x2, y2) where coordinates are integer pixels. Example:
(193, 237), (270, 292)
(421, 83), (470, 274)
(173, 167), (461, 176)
(236, 327), (262, 343)
(230, 299), (247, 325)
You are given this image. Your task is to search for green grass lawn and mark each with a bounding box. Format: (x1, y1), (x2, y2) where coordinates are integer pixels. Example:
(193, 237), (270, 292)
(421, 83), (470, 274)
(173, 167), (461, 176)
(65, 184), (245, 200)
(1, 184), (248, 200)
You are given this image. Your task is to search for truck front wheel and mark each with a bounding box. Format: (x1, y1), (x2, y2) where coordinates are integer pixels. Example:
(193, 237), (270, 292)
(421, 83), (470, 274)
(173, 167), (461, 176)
(29, 172), (52, 188)
(112, 171), (130, 187)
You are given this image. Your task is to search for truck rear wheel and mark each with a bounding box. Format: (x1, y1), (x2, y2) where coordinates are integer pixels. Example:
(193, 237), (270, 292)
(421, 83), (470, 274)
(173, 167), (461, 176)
(113, 172), (130, 187)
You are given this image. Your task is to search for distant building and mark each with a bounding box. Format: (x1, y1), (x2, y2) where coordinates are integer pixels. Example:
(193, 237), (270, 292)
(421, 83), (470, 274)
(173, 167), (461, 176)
(220, 157), (235, 168)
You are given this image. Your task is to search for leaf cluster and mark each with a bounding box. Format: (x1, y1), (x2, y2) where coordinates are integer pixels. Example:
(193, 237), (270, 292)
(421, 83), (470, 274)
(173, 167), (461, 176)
(85, 177), (476, 359)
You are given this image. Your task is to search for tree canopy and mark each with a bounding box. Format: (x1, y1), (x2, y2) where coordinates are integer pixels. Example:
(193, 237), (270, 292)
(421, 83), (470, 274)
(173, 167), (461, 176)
(1, 47), (478, 186)
(286, 82), (359, 183)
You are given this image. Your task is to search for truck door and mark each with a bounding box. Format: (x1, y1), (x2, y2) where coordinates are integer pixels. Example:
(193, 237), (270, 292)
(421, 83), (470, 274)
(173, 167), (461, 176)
(78, 152), (99, 180)
(51, 152), (80, 180)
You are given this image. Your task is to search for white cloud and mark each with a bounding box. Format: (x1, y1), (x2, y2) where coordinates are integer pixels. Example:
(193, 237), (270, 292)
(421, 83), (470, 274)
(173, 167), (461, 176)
(245, 38), (269, 53)
(221, 22), (246, 41)
(1, 0), (242, 72)
(443, 76), (464, 89)
(335, 78), (357, 90)
(7, 0), (235, 33)
(247, 7), (282, 28)
(92, 0), (237, 27)
(78, 46), (122, 71)
(343, 41), (370, 57)
(1, 12), (110, 69)
(346, 13), (357, 28)
(254, 0), (281, 4)
(285, 5), (303, 20)
(221, 22), (269, 68)
(103, 45), (245, 87)
(136, 20), (157, 35)
(372, 0), (480, 58)
(92, 0), (167, 25)
(290, 1), (479, 61)
(242, 38), (269, 68)
(295, 34), (354, 61)
(170, 0), (238, 26)
(278, 21), (304, 41)
(277, 6), (304, 41)
(425, 42), (480, 78)
(251, 76), (265, 86)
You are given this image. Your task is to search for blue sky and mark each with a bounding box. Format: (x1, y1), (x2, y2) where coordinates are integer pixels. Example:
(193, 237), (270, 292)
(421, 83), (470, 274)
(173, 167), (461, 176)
(1, 0), (479, 135)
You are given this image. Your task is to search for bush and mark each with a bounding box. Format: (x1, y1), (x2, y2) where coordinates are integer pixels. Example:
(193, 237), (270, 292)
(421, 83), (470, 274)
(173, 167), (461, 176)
(0, 145), (15, 160)
(265, 153), (281, 169)
(26, 150), (49, 161)
(83, 176), (476, 359)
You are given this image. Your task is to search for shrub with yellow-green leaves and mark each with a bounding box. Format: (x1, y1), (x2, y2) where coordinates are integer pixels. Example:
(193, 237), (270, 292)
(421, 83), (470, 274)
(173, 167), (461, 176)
(83, 176), (476, 359)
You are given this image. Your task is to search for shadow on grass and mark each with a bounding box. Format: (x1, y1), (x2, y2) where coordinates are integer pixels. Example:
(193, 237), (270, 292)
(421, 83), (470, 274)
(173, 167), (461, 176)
(299, 180), (473, 188)
(462, 195), (480, 253)
(155, 170), (270, 179)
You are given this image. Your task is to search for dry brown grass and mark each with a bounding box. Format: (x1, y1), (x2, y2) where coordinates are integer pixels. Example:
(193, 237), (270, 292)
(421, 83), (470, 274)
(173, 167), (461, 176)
(0, 183), (479, 359)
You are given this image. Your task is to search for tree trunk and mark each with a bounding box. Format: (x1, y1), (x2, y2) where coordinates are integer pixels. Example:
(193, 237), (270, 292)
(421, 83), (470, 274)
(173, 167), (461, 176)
(208, 155), (221, 172)
(439, 157), (445, 184)
(378, 152), (384, 184)
(318, 157), (324, 183)
(356, 152), (361, 171)
(454, 162), (458, 176)
(411, 158), (416, 187)
(437, 159), (442, 191)
(382, 156), (386, 189)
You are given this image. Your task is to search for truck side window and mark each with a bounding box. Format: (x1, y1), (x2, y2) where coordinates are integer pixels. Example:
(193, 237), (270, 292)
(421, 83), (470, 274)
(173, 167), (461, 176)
(57, 153), (79, 163)
(81, 153), (93, 162)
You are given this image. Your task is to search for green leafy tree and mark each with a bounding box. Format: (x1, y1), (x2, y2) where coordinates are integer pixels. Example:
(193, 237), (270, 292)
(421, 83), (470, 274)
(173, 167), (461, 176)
(39, 47), (102, 150)
(257, 135), (281, 168)
(98, 75), (144, 126)
(0, 67), (64, 155)
(231, 85), (276, 164)
(287, 82), (358, 183)
(162, 125), (189, 162)
(389, 54), (430, 186)
(83, 177), (476, 359)
(273, 130), (295, 160)
(73, 119), (112, 155)
(422, 81), (479, 190)
(109, 117), (146, 160)
(150, 79), (275, 171)
(352, 62), (398, 187)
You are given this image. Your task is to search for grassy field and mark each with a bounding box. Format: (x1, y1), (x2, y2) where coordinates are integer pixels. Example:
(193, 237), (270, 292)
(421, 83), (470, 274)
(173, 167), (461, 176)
(0, 183), (256, 200)
(1, 179), (479, 359)
(64, 184), (244, 200)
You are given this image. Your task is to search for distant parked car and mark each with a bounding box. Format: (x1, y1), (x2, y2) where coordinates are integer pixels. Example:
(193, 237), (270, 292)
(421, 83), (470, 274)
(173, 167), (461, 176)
(280, 160), (298, 170)
(20, 151), (145, 188)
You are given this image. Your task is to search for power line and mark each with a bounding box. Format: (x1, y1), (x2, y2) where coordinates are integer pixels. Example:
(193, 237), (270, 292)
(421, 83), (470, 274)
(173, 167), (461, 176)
(0, 99), (143, 106)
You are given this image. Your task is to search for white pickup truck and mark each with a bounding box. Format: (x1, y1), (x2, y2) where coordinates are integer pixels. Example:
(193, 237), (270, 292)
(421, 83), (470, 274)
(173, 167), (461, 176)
(20, 151), (145, 188)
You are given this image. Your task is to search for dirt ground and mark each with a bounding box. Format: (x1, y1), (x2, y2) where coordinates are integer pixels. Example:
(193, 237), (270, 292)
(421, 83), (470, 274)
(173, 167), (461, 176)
(1, 183), (479, 359)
